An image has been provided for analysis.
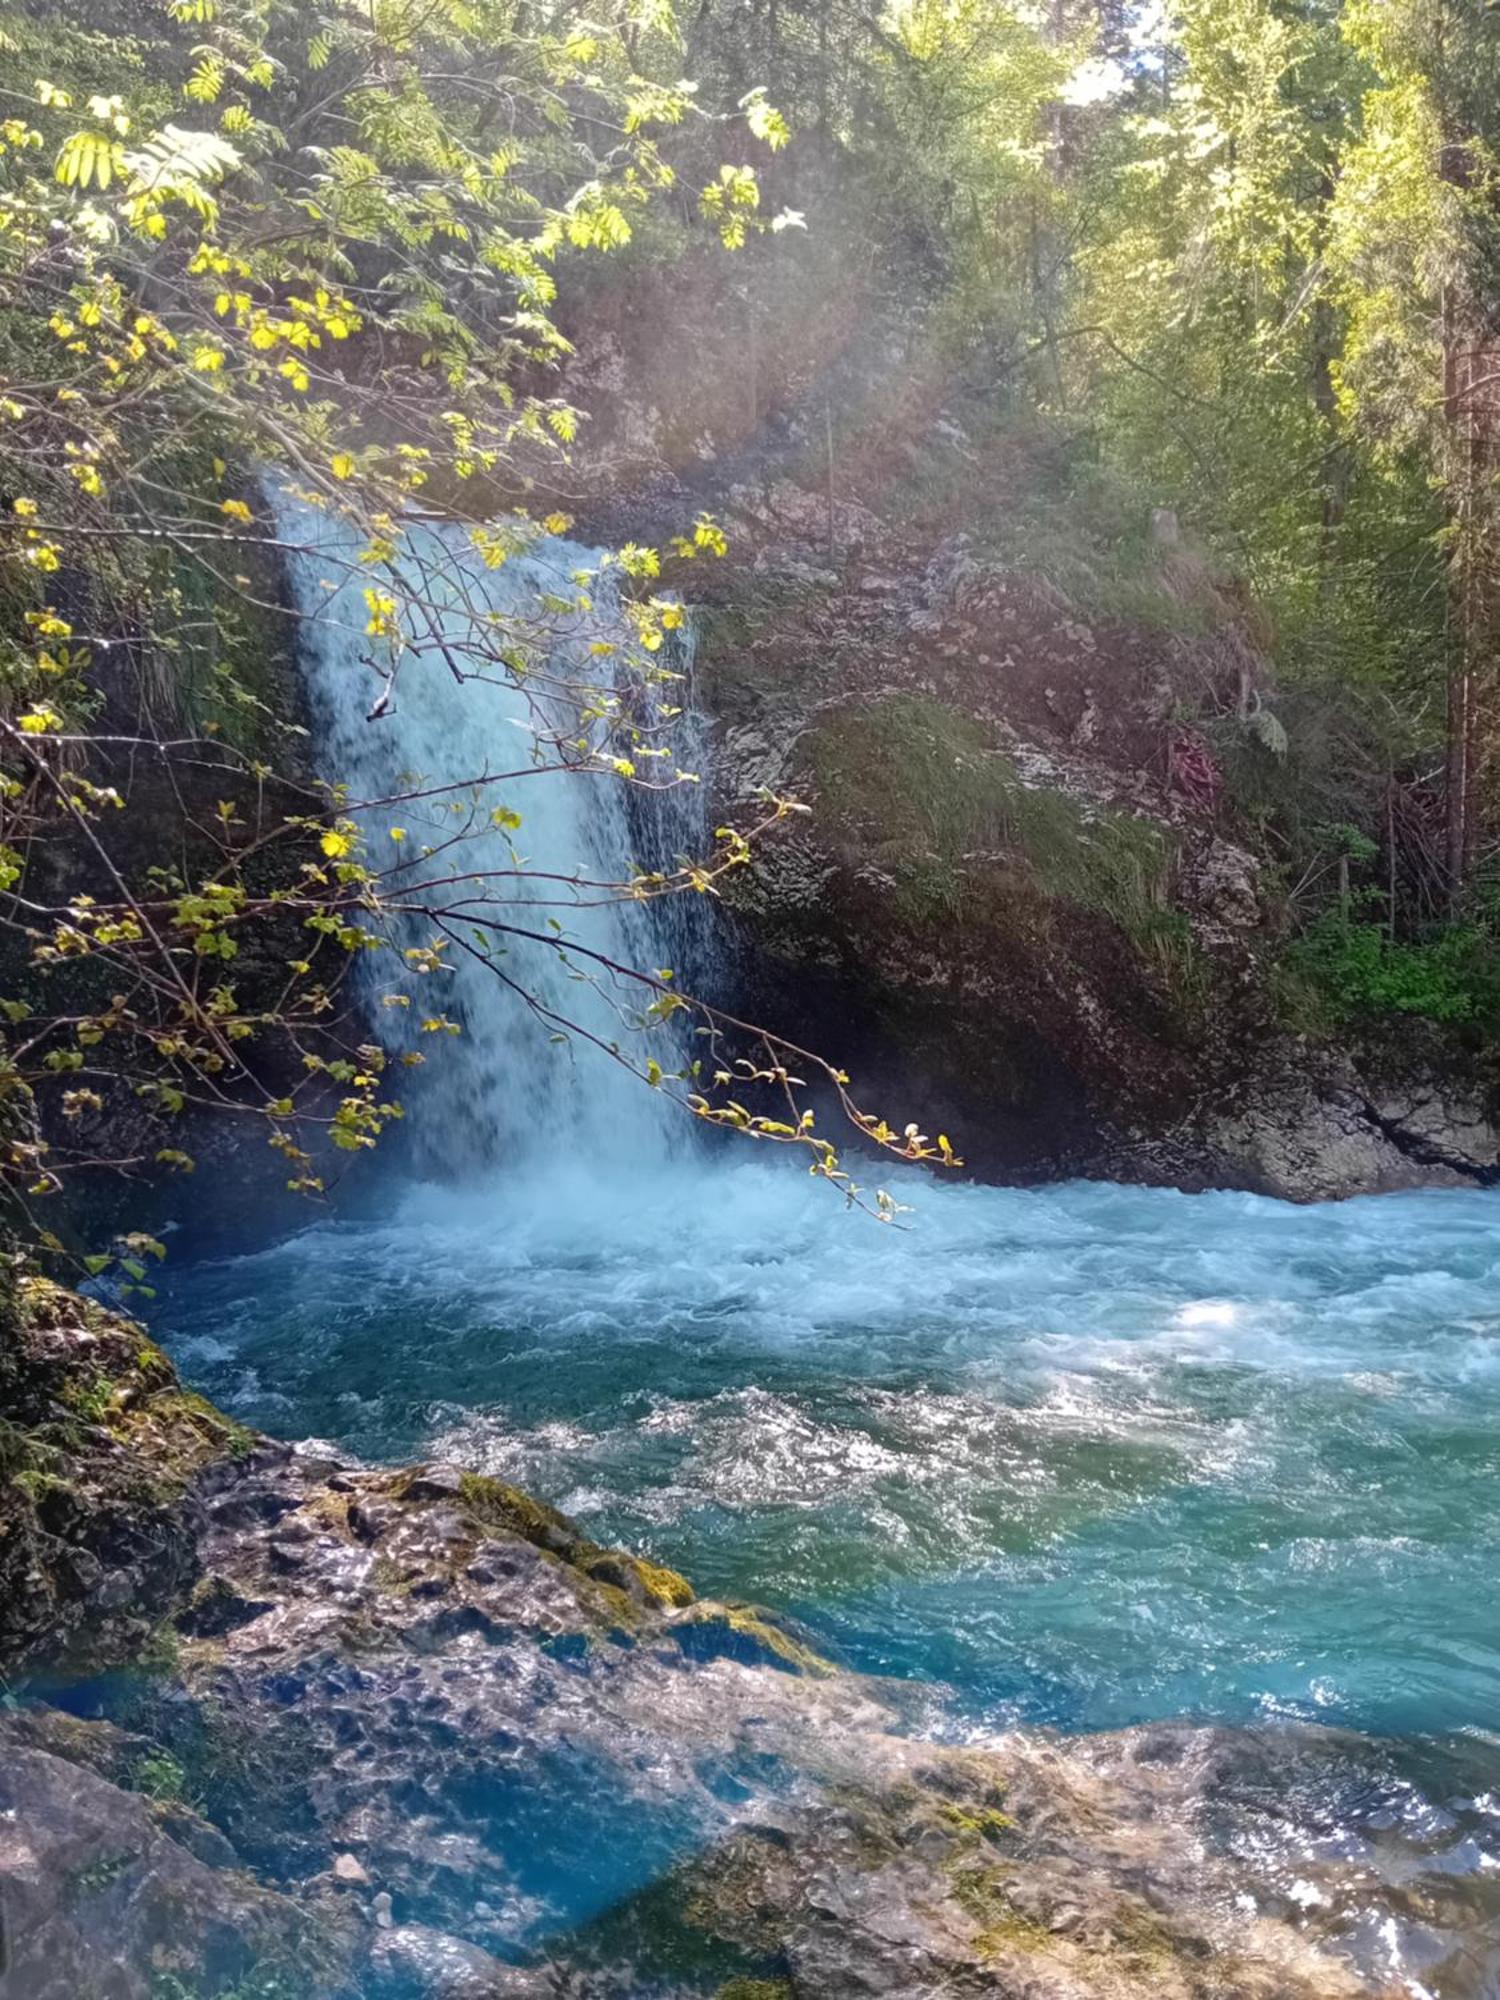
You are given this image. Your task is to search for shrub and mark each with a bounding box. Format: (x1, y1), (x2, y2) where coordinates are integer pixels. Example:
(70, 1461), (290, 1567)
(1281, 914), (1500, 1027)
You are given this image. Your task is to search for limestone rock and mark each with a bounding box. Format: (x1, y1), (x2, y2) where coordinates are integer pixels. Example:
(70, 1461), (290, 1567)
(0, 1286), (1444, 1995)
(0, 1730), (354, 2000)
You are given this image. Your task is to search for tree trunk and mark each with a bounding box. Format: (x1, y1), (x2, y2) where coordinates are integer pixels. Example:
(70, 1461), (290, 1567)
(1441, 278), (1475, 908)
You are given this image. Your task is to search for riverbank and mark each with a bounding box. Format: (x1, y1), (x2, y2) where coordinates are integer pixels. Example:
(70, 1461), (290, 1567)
(0, 1274), (1401, 1999)
(6, 1179), (1500, 1996)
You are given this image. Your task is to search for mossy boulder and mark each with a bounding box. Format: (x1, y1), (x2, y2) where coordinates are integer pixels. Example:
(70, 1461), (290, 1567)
(0, 1275), (253, 1673)
(387, 1463), (697, 1611)
(669, 1601), (834, 1676)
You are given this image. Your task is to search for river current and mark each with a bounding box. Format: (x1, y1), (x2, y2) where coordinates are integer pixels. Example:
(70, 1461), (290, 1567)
(161, 1166), (1500, 1745)
(146, 508), (1500, 1993)
(150, 1164), (1500, 1994)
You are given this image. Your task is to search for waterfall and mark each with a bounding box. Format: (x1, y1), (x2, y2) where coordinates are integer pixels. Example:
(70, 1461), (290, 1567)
(273, 495), (700, 1175)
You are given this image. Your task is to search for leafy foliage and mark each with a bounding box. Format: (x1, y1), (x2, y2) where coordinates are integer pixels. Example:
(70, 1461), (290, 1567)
(0, 0), (956, 1257)
(1282, 911), (1500, 1027)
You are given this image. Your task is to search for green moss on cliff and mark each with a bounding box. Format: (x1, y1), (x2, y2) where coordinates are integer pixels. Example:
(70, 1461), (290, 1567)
(803, 693), (1176, 941)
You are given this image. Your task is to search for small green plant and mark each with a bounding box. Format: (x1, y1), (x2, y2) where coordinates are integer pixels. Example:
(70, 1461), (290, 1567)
(70, 1850), (135, 1896)
(0, 1415), (34, 1477)
(60, 1371), (116, 1424)
(134, 1749), (189, 1804)
(13, 1464), (70, 1505)
(1312, 822), (1379, 868)
(135, 1622), (183, 1677)
(1281, 913), (1500, 1027)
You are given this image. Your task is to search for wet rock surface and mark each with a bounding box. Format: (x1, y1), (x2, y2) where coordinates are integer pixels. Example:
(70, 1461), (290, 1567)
(630, 1748), (1375, 2000)
(0, 1274), (252, 1674)
(0, 1722), (356, 2000)
(0, 1286), (1476, 1997)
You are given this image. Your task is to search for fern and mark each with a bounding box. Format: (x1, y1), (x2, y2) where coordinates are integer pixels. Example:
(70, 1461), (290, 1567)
(1245, 708), (1289, 760)
(185, 54), (226, 104)
(125, 123), (242, 186)
(55, 131), (125, 190)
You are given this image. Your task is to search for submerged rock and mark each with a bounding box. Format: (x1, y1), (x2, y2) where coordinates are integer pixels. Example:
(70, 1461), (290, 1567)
(367, 1925), (556, 1996)
(0, 1283), (1463, 1997)
(564, 1727), (1387, 2000)
(0, 1723), (357, 2000)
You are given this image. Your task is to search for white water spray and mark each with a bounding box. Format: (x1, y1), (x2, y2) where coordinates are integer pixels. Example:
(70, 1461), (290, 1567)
(273, 496), (698, 1173)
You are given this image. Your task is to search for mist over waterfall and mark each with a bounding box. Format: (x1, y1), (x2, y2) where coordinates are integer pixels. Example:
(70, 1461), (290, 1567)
(274, 494), (700, 1174)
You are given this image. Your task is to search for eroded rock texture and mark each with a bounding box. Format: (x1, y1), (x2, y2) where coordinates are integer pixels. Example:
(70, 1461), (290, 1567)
(0, 1285), (1454, 1998)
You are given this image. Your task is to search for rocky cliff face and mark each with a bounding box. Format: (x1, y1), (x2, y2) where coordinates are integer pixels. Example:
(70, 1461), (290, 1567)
(0, 1282), (1440, 1999)
(668, 460), (1500, 1201)
(35, 388), (1495, 1239)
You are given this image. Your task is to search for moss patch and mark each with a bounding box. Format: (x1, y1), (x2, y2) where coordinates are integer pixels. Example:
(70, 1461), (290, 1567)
(670, 1603), (834, 1677)
(580, 1549), (696, 1609)
(391, 1467), (697, 1613)
(802, 693), (1177, 941)
(10, 1278), (253, 1489)
(0, 1277), (251, 1673)
(936, 1801), (1015, 1841)
(450, 1471), (578, 1548)
(118, 1386), (257, 1492)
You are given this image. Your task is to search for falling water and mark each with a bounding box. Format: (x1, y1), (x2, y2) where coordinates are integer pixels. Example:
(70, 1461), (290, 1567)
(273, 495), (698, 1172)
